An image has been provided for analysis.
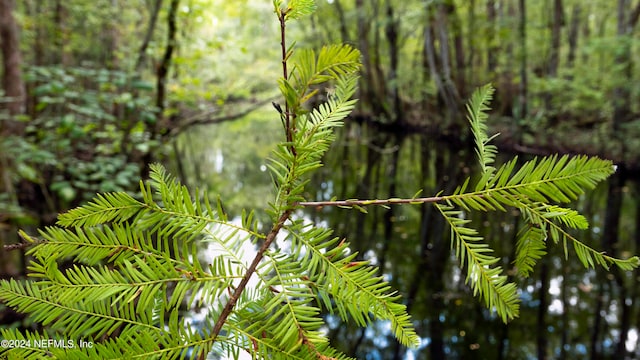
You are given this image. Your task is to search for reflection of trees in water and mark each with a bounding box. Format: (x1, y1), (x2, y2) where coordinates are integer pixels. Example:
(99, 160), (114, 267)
(306, 123), (639, 359)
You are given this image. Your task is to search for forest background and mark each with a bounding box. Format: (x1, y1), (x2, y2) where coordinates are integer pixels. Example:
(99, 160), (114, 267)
(0, 0), (639, 359)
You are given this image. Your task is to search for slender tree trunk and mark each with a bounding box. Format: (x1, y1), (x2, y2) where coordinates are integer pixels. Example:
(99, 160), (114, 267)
(355, 0), (383, 115)
(606, 19), (637, 338)
(423, 3), (460, 121)
(603, 167), (628, 358)
(548, 0), (563, 77)
(353, 135), (384, 246)
(135, 0), (163, 72)
(54, 0), (71, 65)
(141, 0), (179, 177)
(0, 0), (25, 124)
(370, 0), (387, 117)
(518, 0), (528, 119)
(385, 0), (403, 124)
(537, 261), (549, 360)
(545, 0), (563, 125)
(580, 4), (591, 64)
(104, 0), (120, 69)
(436, 3), (460, 111)
(487, 0), (497, 73)
(445, 0), (465, 95)
(467, 0), (477, 85)
(333, 0), (350, 44)
(497, 1), (515, 118)
(378, 136), (400, 277)
(567, 4), (581, 68)
(426, 150), (451, 360)
(156, 0), (179, 112)
(560, 264), (569, 359)
(615, 274), (631, 359)
(611, 0), (637, 138)
(423, 17), (443, 105)
(591, 166), (626, 359)
(634, 180), (640, 358)
(590, 283), (605, 360)
(0, 0), (26, 292)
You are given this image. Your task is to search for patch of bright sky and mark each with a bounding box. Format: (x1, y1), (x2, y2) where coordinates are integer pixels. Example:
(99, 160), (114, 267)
(627, 329), (638, 353)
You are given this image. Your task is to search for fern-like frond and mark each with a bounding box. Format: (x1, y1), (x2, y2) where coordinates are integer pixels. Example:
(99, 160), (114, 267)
(0, 279), (160, 339)
(284, 44), (360, 111)
(220, 319), (355, 360)
(50, 325), (214, 360)
(570, 240), (640, 271)
(255, 252), (323, 350)
(284, 221), (420, 347)
(269, 73), (358, 214)
(436, 204), (520, 322)
(284, 0), (317, 20)
(56, 191), (143, 227)
(450, 155), (616, 212)
(517, 200), (640, 271)
(467, 83), (498, 180)
(514, 224), (547, 277)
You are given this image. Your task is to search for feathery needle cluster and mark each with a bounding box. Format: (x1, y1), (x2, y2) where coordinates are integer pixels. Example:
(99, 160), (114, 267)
(1, 2), (638, 359)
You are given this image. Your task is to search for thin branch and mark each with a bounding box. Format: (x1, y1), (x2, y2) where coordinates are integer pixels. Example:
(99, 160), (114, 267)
(167, 97), (277, 137)
(156, 0), (179, 111)
(135, 0), (163, 72)
(3, 232), (45, 251)
(279, 11), (291, 143)
(2, 242), (40, 251)
(207, 209), (292, 344)
(297, 196), (445, 208)
(278, 8), (298, 156)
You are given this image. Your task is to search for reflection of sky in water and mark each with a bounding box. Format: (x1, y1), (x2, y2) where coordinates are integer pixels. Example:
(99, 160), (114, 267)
(182, 215), (637, 359)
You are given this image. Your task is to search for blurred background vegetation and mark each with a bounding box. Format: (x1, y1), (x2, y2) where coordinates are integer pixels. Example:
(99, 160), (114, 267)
(0, 0), (639, 359)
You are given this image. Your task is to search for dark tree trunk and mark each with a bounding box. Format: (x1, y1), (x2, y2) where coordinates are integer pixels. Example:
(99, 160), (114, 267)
(156, 0), (179, 112)
(518, 0), (528, 119)
(545, 0), (563, 125)
(590, 283), (605, 360)
(611, 0), (637, 138)
(537, 261), (549, 360)
(467, 0), (477, 85)
(0, 0), (25, 123)
(560, 263), (569, 359)
(566, 4), (581, 67)
(378, 135), (401, 275)
(137, 0), (179, 178)
(635, 180), (640, 355)
(355, 0), (383, 115)
(436, 3), (460, 112)
(54, 0), (71, 65)
(423, 3), (460, 121)
(135, 0), (163, 72)
(333, 0), (350, 43)
(486, 0), (497, 73)
(589, 166), (627, 359)
(0, 0), (26, 299)
(105, 0), (120, 69)
(426, 149), (451, 360)
(497, 1), (515, 118)
(603, 167), (629, 358)
(445, 0), (466, 95)
(548, 0), (564, 77)
(385, 0), (403, 124)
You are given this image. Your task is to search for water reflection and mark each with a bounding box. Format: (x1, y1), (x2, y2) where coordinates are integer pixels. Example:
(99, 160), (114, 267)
(177, 117), (639, 359)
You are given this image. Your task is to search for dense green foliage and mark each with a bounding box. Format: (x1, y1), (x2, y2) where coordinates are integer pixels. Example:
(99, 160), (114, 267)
(1, 3), (637, 359)
(1, 1), (640, 359)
